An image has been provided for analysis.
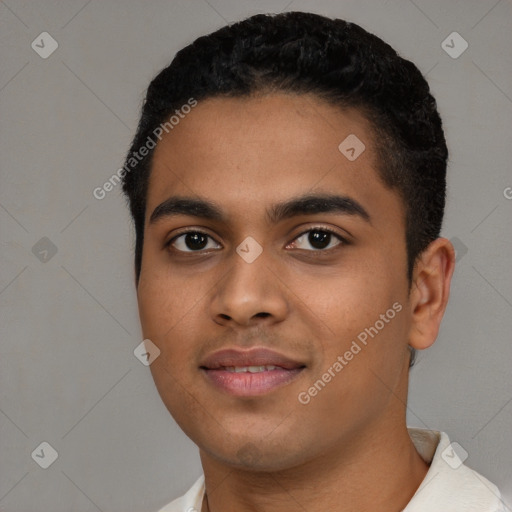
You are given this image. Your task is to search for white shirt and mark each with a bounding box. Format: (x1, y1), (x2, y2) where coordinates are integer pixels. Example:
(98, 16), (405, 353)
(158, 428), (506, 511)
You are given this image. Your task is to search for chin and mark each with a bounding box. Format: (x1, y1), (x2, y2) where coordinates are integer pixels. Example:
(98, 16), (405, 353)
(196, 431), (315, 473)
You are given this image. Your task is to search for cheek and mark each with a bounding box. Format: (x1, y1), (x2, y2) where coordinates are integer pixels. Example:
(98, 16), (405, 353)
(137, 258), (195, 338)
(149, 356), (210, 444)
(294, 258), (401, 328)
(139, 274), (206, 424)
(138, 280), (198, 366)
(301, 267), (409, 399)
(136, 260), (211, 376)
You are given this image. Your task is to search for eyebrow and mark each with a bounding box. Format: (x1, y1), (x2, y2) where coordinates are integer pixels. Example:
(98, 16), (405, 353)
(149, 193), (370, 225)
(150, 197), (223, 224)
(268, 193), (370, 224)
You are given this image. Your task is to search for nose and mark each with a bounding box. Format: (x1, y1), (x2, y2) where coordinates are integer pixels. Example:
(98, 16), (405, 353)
(210, 248), (289, 327)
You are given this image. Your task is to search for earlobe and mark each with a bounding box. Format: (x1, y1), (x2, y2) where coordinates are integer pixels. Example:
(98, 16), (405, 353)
(408, 238), (456, 351)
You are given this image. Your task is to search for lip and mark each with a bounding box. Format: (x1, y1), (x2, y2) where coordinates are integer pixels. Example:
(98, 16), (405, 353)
(200, 348), (306, 397)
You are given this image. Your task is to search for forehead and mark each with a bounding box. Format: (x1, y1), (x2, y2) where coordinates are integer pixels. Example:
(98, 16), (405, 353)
(147, 93), (403, 225)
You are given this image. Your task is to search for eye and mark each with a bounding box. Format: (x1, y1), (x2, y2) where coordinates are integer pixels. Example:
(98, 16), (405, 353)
(170, 231), (221, 252)
(289, 228), (345, 251)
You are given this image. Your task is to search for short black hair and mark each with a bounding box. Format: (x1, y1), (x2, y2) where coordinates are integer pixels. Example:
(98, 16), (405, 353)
(122, 12), (448, 365)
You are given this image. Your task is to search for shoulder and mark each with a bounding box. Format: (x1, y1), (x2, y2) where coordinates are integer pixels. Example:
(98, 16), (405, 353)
(405, 428), (506, 512)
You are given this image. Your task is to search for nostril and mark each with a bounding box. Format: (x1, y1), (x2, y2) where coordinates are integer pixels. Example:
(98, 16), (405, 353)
(255, 312), (271, 319)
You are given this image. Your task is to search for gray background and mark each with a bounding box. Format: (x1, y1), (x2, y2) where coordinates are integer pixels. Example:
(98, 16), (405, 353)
(1, 0), (511, 510)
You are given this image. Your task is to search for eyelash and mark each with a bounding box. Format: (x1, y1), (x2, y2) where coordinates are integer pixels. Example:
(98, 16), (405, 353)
(166, 226), (348, 253)
(289, 226), (348, 250)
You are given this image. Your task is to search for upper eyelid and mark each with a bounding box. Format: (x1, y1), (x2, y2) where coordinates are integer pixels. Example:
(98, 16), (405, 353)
(293, 226), (346, 241)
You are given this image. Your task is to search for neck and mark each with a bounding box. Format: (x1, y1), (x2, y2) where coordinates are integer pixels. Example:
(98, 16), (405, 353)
(200, 420), (428, 512)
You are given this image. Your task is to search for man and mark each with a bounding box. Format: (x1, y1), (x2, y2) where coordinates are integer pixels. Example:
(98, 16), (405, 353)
(121, 11), (505, 512)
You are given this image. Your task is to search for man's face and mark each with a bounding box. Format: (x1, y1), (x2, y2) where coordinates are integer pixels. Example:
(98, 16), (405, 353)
(137, 94), (413, 470)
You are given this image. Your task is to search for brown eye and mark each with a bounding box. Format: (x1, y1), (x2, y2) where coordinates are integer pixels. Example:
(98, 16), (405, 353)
(308, 230), (332, 249)
(171, 231), (221, 252)
(292, 229), (343, 251)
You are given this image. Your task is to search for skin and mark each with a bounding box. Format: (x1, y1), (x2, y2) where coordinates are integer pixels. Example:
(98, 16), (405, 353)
(136, 93), (455, 512)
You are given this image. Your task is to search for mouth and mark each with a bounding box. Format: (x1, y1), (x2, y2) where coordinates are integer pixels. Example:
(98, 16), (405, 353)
(200, 348), (306, 397)
(223, 365), (281, 373)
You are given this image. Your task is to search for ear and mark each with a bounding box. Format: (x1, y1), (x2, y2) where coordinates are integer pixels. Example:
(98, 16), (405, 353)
(408, 237), (456, 350)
